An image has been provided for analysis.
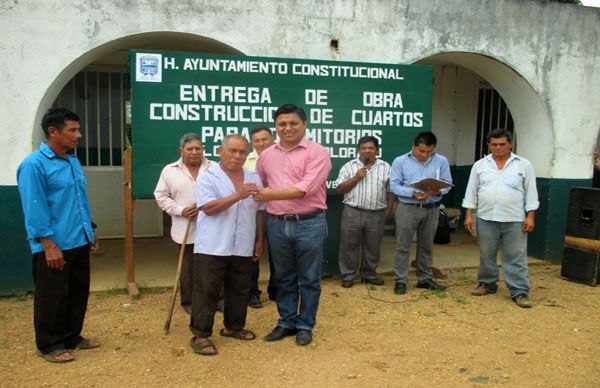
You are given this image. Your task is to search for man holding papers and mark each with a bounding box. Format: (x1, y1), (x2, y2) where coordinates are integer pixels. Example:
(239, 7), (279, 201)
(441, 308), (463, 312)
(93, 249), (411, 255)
(390, 131), (452, 295)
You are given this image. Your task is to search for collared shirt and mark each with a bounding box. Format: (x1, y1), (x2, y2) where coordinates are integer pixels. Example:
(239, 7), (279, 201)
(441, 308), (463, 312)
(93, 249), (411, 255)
(462, 152), (539, 222)
(256, 137), (331, 215)
(243, 151), (259, 173)
(16, 142), (94, 253)
(154, 157), (216, 244)
(194, 164), (266, 257)
(390, 151), (453, 204)
(335, 158), (391, 210)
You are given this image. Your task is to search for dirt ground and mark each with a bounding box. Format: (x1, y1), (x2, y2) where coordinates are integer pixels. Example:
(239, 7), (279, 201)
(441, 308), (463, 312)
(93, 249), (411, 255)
(1, 263), (599, 387)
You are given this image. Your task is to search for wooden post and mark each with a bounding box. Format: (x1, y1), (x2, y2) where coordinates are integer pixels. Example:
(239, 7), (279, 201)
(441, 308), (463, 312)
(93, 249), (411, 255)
(123, 147), (139, 299)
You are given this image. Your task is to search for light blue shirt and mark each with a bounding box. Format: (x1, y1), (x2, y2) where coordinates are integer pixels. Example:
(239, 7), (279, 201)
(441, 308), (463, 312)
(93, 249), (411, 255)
(462, 153), (539, 222)
(17, 142), (95, 253)
(193, 164), (266, 257)
(390, 151), (452, 204)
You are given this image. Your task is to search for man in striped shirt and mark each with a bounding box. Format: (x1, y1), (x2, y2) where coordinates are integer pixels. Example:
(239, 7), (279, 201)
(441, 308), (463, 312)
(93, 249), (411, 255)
(335, 136), (394, 288)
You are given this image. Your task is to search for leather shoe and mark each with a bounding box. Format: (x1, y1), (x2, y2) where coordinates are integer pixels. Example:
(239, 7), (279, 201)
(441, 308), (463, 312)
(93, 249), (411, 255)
(513, 294), (532, 308)
(248, 295), (263, 308)
(264, 326), (297, 342)
(341, 279), (353, 288)
(471, 282), (497, 296)
(416, 279), (447, 291)
(296, 330), (312, 346)
(394, 282), (406, 295)
(361, 276), (384, 285)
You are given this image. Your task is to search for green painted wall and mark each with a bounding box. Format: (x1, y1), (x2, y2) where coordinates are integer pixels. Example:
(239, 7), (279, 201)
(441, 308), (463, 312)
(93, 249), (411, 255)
(529, 178), (592, 262)
(0, 186), (33, 295)
(0, 177), (593, 294)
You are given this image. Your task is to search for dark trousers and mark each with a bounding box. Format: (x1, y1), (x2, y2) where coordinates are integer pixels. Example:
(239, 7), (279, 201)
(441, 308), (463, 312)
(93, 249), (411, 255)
(32, 244), (90, 354)
(249, 242), (278, 300)
(178, 243), (194, 308)
(190, 253), (253, 338)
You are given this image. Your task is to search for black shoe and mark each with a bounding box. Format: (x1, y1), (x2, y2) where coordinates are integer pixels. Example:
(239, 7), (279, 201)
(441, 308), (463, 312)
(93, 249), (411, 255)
(394, 282), (407, 295)
(248, 295), (263, 309)
(416, 279), (447, 291)
(472, 282), (497, 296)
(361, 276), (384, 286)
(264, 326), (297, 342)
(268, 294), (277, 301)
(341, 279), (354, 288)
(296, 330), (312, 346)
(182, 304), (192, 315)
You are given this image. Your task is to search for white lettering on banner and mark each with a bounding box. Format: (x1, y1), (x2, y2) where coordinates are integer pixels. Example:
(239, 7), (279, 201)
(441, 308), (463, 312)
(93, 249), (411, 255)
(183, 58), (288, 74)
(363, 92), (403, 108)
(351, 110), (423, 127)
(326, 181), (339, 189)
(180, 85), (272, 104)
(305, 128), (383, 145)
(148, 103), (277, 122)
(291, 64), (404, 80)
(177, 57), (406, 80)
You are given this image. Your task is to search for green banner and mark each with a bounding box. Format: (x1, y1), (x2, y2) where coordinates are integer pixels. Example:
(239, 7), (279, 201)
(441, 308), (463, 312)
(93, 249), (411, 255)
(129, 50), (433, 198)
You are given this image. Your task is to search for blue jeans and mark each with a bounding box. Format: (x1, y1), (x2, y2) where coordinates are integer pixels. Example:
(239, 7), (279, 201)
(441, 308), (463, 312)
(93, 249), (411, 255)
(266, 212), (327, 331)
(476, 218), (530, 298)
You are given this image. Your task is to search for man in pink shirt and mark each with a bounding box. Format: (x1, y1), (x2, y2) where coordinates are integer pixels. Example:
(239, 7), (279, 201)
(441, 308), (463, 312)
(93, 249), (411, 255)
(255, 104), (331, 346)
(154, 133), (216, 314)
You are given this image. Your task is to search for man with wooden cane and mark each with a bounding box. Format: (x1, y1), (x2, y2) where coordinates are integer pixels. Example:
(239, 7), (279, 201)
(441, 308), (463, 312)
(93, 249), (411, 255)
(154, 133), (216, 314)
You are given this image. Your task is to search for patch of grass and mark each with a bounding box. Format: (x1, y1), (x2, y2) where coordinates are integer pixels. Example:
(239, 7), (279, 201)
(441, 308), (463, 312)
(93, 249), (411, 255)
(451, 270), (474, 283)
(138, 286), (168, 294)
(452, 294), (467, 304)
(331, 291), (340, 297)
(0, 315), (6, 321)
(368, 285), (378, 291)
(94, 287), (127, 301)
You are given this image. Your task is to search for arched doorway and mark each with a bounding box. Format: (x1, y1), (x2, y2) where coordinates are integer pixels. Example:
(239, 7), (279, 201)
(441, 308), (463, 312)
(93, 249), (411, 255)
(36, 32), (244, 289)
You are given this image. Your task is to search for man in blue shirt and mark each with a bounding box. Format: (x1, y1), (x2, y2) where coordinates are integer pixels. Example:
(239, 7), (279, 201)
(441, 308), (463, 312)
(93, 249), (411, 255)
(463, 129), (538, 308)
(189, 134), (265, 356)
(17, 108), (99, 363)
(390, 131), (452, 295)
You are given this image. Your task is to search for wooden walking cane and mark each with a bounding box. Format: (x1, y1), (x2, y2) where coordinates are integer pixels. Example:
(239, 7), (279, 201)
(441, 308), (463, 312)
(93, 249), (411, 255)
(164, 219), (192, 334)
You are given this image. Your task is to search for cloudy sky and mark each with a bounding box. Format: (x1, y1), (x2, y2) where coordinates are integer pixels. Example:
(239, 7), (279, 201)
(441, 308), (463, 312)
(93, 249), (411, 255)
(581, 0), (600, 7)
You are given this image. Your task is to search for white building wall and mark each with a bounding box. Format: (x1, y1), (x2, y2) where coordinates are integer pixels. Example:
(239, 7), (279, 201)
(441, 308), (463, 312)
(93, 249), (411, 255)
(1, 0), (599, 183)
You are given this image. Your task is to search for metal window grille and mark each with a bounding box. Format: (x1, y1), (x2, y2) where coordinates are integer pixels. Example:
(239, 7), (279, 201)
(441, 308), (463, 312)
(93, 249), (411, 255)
(475, 83), (515, 161)
(53, 69), (130, 166)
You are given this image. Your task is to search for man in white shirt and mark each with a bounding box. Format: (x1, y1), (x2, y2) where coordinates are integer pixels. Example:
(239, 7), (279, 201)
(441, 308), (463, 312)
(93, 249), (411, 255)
(154, 133), (216, 314)
(189, 135), (265, 356)
(463, 129), (539, 308)
(335, 136), (394, 288)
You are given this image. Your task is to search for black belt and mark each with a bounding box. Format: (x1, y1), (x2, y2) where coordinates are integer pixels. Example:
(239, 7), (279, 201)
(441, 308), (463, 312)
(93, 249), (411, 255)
(400, 202), (440, 209)
(269, 210), (324, 222)
(346, 205), (385, 213)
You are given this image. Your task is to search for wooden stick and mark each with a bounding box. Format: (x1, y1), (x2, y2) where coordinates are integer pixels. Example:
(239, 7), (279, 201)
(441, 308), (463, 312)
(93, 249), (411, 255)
(164, 219), (192, 334)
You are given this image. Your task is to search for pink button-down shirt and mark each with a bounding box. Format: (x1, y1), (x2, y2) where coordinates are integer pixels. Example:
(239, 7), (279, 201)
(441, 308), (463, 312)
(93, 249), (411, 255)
(154, 157), (216, 244)
(256, 137), (331, 215)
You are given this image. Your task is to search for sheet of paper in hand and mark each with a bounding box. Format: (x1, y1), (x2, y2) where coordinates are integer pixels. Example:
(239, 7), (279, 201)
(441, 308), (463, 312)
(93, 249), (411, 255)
(410, 178), (454, 191)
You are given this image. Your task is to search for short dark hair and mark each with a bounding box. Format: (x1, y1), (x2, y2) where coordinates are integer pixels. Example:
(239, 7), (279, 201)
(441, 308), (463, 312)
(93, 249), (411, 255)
(358, 135), (379, 149)
(486, 128), (513, 143)
(413, 131), (437, 147)
(41, 108), (79, 137)
(273, 104), (306, 122)
(250, 126), (273, 137)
